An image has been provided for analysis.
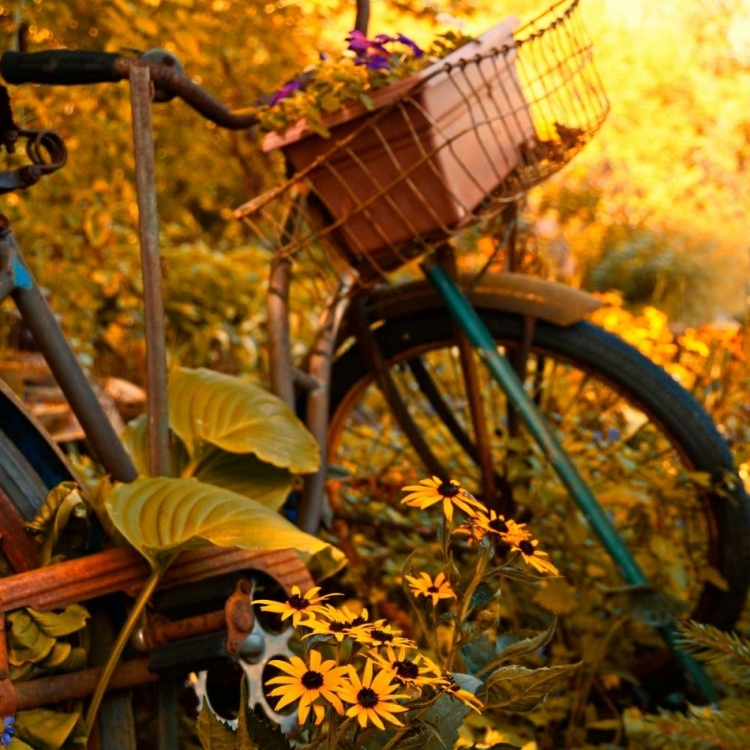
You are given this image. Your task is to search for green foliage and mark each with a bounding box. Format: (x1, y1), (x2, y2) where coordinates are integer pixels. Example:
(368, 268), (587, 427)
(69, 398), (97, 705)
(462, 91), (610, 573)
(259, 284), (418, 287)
(7, 605), (89, 682)
(13, 708), (81, 750)
(197, 679), (290, 749)
(23, 483), (90, 566)
(528, 0), (750, 323)
(624, 621), (750, 749)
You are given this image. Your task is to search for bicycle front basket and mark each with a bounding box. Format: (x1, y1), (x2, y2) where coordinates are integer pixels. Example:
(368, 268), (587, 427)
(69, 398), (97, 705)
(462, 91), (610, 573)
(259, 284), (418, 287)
(236, 0), (608, 283)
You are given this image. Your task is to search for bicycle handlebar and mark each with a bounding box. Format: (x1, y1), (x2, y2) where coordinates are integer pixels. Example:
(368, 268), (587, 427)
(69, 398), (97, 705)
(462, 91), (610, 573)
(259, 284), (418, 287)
(0, 50), (260, 130)
(1, 50), (121, 85)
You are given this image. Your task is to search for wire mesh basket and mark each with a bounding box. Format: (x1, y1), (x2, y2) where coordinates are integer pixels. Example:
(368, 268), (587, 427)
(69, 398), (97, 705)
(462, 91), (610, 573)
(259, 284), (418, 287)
(235, 0), (608, 283)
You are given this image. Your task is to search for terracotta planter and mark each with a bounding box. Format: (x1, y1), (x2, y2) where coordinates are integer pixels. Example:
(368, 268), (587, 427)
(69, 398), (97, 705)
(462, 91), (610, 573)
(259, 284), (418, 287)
(263, 18), (536, 280)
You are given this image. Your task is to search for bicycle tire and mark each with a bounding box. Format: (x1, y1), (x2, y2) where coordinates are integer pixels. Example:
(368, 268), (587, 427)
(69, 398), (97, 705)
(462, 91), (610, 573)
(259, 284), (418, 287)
(0, 426), (138, 749)
(327, 309), (750, 659)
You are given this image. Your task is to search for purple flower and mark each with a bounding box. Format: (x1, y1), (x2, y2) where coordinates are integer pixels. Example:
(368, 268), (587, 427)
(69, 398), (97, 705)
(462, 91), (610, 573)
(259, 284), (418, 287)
(362, 54), (391, 71)
(343, 29), (424, 73)
(269, 79), (302, 106)
(346, 29), (387, 55)
(1, 717), (15, 747)
(396, 33), (424, 58)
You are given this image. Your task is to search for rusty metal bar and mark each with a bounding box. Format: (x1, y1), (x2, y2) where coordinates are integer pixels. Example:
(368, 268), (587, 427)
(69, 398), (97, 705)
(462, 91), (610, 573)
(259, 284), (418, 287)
(0, 615), (17, 718)
(130, 63), (170, 478)
(144, 611), (225, 649)
(0, 486), (39, 572)
(15, 657), (157, 710)
(0, 546), (313, 614)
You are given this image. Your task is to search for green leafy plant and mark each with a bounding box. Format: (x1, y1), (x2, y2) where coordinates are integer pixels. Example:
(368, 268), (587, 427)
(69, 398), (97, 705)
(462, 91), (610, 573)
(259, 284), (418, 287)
(624, 621), (750, 749)
(5, 367), (342, 747)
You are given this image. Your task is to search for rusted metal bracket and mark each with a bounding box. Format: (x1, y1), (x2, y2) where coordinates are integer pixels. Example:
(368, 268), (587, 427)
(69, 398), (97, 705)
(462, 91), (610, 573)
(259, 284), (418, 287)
(224, 579), (255, 657)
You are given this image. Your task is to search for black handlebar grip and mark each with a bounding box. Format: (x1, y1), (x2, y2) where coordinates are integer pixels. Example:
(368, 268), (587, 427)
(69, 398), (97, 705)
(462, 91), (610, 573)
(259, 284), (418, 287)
(0, 50), (122, 85)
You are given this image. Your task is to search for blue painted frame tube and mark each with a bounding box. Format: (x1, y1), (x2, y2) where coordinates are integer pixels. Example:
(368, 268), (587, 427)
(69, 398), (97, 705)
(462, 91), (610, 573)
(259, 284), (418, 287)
(422, 260), (717, 702)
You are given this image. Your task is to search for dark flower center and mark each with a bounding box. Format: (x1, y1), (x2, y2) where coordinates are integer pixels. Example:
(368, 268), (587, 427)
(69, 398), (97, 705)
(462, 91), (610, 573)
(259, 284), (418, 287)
(289, 594), (310, 610)
(394, 660), (419, 679)
(489, 517), (509, 533)
(301, 670), (324, 689)
(357, 687), (379, 708)
(350, 616), (367, 627)
(438, 482), (460, 498)
(427, 585), (440, 593)
(328, 622), (347, 633)
(371, 629), (394, 643)
(519, 540), (535, 556)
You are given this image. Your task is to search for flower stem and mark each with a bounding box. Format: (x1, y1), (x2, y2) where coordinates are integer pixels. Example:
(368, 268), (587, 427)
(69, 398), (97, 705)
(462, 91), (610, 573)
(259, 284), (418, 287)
(447, 541), (491, 670)
(83, 557), (175, 738)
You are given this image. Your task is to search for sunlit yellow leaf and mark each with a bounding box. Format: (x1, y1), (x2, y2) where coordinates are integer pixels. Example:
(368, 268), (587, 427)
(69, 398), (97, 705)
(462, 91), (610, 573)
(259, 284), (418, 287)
(104, 476), (344, 576)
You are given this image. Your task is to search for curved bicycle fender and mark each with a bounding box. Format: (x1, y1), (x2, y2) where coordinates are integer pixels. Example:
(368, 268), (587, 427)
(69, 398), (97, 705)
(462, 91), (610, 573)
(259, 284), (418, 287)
(0, 378), (77, 490)
(357, 272), (603, 330)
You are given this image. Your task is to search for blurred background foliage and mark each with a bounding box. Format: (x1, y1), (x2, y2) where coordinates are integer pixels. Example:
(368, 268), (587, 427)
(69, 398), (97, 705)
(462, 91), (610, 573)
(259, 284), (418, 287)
(0, 0), (749, 383)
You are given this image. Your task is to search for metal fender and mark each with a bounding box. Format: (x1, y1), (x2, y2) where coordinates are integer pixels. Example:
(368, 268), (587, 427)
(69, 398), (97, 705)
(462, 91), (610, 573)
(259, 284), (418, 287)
(0, 378), (76, 492)
(359, 272), (603, 329)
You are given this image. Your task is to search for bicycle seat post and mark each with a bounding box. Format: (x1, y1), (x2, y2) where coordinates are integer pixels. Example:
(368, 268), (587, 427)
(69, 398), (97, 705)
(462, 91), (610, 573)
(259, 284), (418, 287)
(129, 63), (170, 479)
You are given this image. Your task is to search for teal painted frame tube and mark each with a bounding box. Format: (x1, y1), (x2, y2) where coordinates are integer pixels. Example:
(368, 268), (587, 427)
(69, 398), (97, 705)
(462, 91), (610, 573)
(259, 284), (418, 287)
(422, 261), (717, 702)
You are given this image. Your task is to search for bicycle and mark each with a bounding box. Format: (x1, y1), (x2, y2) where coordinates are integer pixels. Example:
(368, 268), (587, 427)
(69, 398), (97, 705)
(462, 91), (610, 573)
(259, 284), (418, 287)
(0, 0), (748, 747)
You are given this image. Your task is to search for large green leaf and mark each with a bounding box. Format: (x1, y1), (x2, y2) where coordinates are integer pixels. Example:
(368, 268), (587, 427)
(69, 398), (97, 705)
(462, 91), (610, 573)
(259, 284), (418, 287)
(15, 708), (80, 750)
(481, 663), (581, 713)
(194, 446), (293, 510)
(121, 414), (193, 477)
(104, 477), (344, 576)
(168, 367), (319, 473)
(196, 704), (238, 750)
(122, 418), (291, 508)
(29, 604), (90, 638)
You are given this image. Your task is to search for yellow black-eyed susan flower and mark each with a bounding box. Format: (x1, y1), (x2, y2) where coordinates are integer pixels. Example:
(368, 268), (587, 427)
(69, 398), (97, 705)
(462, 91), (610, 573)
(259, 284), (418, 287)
(474, 509), (531, 546)
(511, 538), (560, 575)
(401, 476), (487, 523)
(443, 673), (484, 713)
(405, 570), (456, 606)
(371, 645), (446, 688)
(349, 619), (415, 649)
(266, 650), (347, 725)
(301, 604), (370, 642)
(253, 585), (338, 627)
(339, 659), (409, 729)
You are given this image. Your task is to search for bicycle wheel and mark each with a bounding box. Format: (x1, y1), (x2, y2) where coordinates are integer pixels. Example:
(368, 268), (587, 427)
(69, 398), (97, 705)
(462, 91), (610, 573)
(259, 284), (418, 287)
(327, 309), (750, 683)
(0, 425), (138, 750)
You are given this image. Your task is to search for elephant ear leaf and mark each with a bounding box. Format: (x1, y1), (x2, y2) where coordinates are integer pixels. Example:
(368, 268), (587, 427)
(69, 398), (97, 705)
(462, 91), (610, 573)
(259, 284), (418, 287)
(104, 477), (344, 577)
(168, 367), (319, 474)
(194, 447), (293, 511)
(121, 414), (191, 477)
